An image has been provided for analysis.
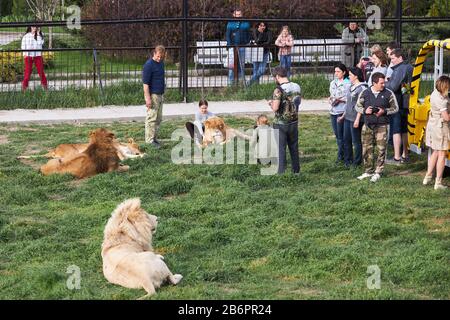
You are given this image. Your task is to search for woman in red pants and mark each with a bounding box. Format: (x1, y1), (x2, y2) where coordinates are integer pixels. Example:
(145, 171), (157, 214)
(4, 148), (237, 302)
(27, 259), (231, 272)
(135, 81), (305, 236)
(21, 26), (48, 91)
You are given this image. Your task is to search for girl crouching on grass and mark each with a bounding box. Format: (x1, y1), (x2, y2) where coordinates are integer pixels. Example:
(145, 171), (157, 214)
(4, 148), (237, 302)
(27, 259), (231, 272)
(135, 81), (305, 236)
(185, 99), (215, 148)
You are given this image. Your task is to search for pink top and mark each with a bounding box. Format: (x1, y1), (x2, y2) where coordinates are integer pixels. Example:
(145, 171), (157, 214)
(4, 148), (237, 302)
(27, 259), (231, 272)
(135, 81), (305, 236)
(275, 34), (294, 55)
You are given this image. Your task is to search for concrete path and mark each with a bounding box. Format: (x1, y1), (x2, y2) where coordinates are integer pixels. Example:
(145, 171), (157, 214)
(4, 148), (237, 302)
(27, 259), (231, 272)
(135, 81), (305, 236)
(0, 99), (330, 125)
(0, 32), (23, 46)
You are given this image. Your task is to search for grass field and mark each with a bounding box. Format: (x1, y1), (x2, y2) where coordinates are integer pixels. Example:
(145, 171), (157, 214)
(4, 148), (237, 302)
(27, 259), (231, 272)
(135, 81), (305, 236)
(0, 115), (449, 300)
(0, 75), (436, 110)
(0, 75), (331, 109)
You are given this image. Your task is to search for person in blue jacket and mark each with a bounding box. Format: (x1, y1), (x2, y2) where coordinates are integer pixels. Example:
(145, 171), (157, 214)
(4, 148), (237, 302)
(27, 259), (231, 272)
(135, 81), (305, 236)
(226, 8), (250, 85)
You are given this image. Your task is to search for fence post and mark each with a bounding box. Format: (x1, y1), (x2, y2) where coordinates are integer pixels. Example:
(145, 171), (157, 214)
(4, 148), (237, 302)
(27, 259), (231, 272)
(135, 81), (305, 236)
(233, 46), (238, 85)
(92, 49), (96, 87)
(93, 48), (104, 105)
(182, 0), (189, 102)
(395, 0), (403, 46)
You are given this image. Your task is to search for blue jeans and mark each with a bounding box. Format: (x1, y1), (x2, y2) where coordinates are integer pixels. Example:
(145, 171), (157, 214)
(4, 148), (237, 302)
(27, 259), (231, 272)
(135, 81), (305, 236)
(343, 119), (363, 166)
(273, 122), (300, 174)
(279, 55), (292, 77)
(228, 47), (246, 85)
(250, 52), (269, 84)
(331, 114), (345, 162)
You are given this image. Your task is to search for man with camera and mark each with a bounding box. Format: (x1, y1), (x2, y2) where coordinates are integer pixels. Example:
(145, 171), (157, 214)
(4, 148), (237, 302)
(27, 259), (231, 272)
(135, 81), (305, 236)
(355, 72), (399, 183)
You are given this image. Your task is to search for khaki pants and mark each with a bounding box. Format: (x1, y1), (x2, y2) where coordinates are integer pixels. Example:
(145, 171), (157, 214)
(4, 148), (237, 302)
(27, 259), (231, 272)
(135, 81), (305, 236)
(145, 94), (163, 143)
(362, 124), (388, 174)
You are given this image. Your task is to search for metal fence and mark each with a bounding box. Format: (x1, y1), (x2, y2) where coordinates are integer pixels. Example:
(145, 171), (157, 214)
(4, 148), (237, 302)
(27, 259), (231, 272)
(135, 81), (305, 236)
(1, 0), (449, 102)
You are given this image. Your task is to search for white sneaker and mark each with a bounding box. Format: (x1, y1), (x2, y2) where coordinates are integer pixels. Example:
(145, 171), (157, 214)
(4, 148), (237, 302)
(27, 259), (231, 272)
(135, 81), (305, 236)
(423, 175), (433, 185)
(370, 173), (381, 183)
(434, 183), (447, 190)
(357, 173), (374, 180)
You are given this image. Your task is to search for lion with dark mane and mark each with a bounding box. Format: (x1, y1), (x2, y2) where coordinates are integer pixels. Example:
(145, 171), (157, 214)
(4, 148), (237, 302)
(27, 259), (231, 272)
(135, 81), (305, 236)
(40, 128), (129, 179)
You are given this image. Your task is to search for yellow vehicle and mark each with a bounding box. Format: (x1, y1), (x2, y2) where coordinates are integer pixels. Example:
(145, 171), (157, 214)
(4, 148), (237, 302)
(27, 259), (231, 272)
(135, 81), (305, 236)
(407, 39), (450, 167)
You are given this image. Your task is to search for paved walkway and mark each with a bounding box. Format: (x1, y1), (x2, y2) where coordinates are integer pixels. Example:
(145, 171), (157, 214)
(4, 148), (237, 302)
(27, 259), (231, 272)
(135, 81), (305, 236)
(0, 32), (23, 46)
(0, 99), (330, 125)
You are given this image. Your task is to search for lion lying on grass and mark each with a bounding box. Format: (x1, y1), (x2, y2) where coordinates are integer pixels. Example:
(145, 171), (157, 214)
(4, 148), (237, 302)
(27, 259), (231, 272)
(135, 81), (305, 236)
(40, 128), (129, 179)
(102, 198), (183, 299)
(46, 138), (144, 160)
(202, 117), (251, 148)
(18, 135), (145, 161)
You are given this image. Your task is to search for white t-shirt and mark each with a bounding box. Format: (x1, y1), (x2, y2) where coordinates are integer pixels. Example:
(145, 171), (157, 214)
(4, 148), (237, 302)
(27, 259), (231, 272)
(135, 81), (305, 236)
(21, 33), (44, 57)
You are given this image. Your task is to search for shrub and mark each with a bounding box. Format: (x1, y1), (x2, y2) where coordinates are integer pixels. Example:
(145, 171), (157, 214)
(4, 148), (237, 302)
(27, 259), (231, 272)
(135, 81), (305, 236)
(0, 52), (55, 83)
(0, 52), (22, 82)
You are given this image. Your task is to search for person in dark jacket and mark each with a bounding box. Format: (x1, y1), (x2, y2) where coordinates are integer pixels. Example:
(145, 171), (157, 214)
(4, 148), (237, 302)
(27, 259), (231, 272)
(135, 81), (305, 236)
(355, 72), (399, 183)
(341, 22), (368, 67)
(341, 67), (367, 167)
(226, 8), (251, 85)
(385, 48), (413, 164)
(249, 21), (272, 85)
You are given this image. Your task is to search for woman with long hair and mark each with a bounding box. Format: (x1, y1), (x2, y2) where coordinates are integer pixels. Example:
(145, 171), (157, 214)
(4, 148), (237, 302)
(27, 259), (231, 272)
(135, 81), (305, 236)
(275, 25), (294, 77)
(367, 50), (388, 86)
(423, 75), (450, 190)
(342, 67), (367, 167)
(21, 25), (48, 91)
(329, 63), (351, 163)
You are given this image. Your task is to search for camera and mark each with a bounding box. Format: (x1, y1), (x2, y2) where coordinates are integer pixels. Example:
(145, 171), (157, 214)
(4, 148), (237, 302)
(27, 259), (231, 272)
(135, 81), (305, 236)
(371, 107), (380, 114)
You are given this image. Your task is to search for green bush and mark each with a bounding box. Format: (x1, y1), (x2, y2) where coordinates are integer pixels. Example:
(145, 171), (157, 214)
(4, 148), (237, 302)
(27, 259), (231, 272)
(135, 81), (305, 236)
(0, 51), (55, 83)
(0, 64), (18, 82)
(0, 52), (23, 82)
(51, 35), (90, 49)
(0, 74), (331, 109)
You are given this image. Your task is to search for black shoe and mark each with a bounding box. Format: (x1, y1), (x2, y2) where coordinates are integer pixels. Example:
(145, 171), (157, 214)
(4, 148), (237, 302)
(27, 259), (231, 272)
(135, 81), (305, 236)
(150, 140), (161, 149)
(385, 157), (401, 165)
(400, 156), (409, 164)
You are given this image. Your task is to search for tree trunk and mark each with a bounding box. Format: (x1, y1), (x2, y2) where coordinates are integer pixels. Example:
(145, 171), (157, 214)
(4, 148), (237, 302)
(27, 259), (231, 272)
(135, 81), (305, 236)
(48, 25), (53, 49)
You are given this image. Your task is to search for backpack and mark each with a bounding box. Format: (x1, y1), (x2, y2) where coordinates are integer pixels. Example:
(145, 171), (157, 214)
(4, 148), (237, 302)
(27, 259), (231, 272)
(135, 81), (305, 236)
(276, 84), (299, 123)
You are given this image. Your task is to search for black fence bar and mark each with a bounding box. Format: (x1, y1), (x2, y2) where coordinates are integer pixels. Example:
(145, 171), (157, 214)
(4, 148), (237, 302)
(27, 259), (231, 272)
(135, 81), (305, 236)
(0, 40), (442, 92)
(182, 0), (189, 102)
(2, 16), (450, 28)
(1, 0), (450, 101)
(395, 0), (403, 45)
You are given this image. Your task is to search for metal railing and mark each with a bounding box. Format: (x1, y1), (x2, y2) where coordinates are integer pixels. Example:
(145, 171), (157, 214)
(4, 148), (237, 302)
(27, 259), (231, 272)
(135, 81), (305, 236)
(1, 0), (449, 102)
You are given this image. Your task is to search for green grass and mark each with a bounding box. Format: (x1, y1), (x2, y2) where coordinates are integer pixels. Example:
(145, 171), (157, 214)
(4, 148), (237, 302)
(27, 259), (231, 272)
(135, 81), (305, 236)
(0, 75), (330, 109)
(0, 115), (449, 299)
(0, 72), (437, 110)
(0, 83), (184, 109)
(0, 26), (69, 34)
(49, 51), (147, 74)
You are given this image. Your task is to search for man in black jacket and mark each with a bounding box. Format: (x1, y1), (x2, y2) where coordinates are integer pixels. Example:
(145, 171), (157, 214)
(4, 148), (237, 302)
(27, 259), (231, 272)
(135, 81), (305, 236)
(249, 21), (272, 85)
(386, 48), (413, 164)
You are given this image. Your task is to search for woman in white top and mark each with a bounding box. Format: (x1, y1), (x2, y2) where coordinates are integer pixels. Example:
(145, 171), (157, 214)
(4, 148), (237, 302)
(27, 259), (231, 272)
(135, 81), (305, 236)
(21, 26), (48, 91)
(185, 99), (215, 147)
(423, 76), (450, 190)
(329, 63), (351, 163)
(367, 50), (388, 86)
